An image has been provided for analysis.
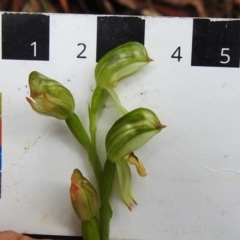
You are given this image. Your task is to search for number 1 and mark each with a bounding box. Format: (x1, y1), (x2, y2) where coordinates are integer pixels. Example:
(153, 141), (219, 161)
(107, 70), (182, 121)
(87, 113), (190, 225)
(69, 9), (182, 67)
(31, 41), (37, 57)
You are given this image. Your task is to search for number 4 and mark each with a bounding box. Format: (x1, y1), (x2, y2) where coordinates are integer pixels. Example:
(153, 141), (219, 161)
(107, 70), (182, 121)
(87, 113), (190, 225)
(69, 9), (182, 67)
(171, 47), (182, 62)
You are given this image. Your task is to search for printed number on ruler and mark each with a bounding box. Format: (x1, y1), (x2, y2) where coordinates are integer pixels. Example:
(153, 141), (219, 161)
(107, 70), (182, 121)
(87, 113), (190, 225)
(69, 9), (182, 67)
(30, 41), (37, 57)
(220, 48), (230, 64)
(171, 47), (183, 62)
(77, 43), (87, 58)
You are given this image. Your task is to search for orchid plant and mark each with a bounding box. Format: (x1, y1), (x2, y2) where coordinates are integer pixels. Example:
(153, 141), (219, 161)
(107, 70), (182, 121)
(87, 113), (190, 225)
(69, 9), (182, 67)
(26, 42), (166, 240)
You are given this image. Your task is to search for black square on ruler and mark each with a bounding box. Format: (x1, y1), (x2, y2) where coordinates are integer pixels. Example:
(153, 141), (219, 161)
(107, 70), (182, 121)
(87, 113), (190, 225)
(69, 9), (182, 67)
(25, 234), (82, 240)
(96, 16), (145, 62)
(2, 13), (49, 61)
(191, 19), (240, 68)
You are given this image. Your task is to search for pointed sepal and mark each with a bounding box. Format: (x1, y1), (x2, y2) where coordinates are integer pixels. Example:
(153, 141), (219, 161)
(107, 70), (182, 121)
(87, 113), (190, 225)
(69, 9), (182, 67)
(116, 161), (137, 211)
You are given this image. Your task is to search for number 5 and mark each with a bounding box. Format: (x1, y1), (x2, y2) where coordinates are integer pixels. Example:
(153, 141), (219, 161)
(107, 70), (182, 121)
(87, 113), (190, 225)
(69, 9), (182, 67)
(220, 48), (230, 64)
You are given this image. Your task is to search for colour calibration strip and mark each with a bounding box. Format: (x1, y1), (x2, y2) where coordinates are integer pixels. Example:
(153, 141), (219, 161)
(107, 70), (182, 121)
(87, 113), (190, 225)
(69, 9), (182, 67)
(0, 93), (2, 198)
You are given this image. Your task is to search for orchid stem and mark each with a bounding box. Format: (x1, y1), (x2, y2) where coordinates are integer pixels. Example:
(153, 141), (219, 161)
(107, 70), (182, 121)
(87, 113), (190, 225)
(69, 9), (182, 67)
(100, 160), (116, 240)
(88, 87), (105, 187)
(90, 87), (118, 240)
(65, 113), (102, 186)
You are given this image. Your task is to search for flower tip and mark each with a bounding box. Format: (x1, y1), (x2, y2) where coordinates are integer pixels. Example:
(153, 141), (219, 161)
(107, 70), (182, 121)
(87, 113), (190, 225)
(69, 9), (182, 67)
(137, 167), (147, 177)
(71, 169), (82, 182)
(132, 198), (138, 206)
(126, 197), (138, 211)
(29, 71), (37, 79)
(128, 153), (147, 177)
(127, 204), (132, 211)
(159, 123), (167, 129)
(29, 70), (38, 76)
(26, 96), (34, 106)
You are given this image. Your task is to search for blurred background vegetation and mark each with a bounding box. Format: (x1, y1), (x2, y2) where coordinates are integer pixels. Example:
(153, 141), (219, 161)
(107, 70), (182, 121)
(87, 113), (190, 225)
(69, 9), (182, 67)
(1, 0), (240, 18)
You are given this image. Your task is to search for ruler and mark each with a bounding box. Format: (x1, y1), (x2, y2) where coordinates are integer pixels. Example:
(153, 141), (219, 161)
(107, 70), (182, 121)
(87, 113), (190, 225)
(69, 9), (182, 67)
(1, 12), (240, 240)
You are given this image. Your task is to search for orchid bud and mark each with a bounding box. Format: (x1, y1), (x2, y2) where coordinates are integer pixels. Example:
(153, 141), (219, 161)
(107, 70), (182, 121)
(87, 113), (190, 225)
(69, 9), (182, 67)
(95, 42), (152, 89)
(70, 169), (98, 221)
(106, 108), (166, 164)
(26, 71), (75, 120)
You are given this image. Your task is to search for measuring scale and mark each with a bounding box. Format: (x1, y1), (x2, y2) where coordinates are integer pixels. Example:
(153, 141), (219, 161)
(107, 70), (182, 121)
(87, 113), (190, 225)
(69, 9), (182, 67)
(1, 13), (240, 240)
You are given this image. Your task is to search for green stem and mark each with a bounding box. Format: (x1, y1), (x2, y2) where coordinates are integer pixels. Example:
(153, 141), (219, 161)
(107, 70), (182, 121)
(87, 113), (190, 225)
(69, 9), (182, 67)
(65, 113), (91, 152)
(65, 113), (102, 185)
(100, 160), (116, 240)
(88, 87), (119, 240)
(88, 87), (105, 187)
(100, 201), (113, 240)
(89, 108), (101, 185)
(82, 217), (101, 240)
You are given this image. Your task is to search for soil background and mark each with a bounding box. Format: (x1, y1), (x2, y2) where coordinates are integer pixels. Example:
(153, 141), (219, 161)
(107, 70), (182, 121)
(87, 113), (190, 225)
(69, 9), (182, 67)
(1, 0), (240, 18)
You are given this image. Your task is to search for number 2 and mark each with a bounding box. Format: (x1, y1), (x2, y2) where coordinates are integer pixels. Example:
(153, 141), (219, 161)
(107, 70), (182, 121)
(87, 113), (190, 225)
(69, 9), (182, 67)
(220, 48), (230, 64)
(77, 43), (86, 58)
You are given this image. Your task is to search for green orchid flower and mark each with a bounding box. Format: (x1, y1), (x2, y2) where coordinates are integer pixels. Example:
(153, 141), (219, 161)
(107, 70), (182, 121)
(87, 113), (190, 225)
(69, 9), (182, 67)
(94, 42), (152, 115)
(105, 108), (166, 210)
(26, 71), (75, 120)
(95, 42), (152, 89)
